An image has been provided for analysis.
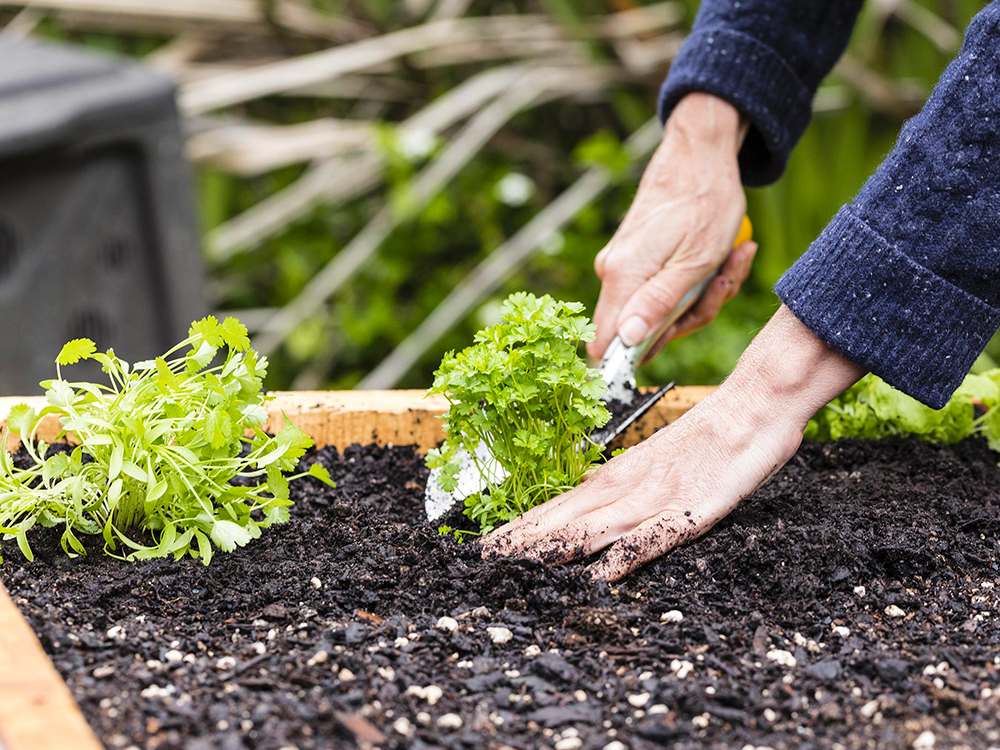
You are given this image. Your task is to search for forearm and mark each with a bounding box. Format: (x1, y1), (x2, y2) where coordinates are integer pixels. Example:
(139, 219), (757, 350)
(776, 2), (1000, 408)
(659, 0), (863, 185)
(720, 305), (866, 433)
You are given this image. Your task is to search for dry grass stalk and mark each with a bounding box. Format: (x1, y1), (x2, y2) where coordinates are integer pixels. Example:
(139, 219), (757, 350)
(250, 67), (617, 357)
(180, 5), (682, 114)
(1, 4), (44, 37)
(187, 118), (375, 175)
(834, 54), (927, 117)
(250, 73), (547, 357)
(0, 0), (372, 40)
(205, 64), (531, 260)
(429, 0), (473, 22)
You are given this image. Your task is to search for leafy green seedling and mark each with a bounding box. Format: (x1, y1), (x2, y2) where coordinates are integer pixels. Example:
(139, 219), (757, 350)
(807, 370), (1000, 450)
(426, 293), (610, 535)
(0, 316), (334, 565)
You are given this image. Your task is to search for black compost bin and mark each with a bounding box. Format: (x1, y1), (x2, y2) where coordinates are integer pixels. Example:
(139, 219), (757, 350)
(0, 37), (205, 395)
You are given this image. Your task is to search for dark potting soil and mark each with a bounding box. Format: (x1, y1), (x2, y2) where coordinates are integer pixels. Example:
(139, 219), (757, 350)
(3, 437), (1000, 750)
(599, 384), (672, 449)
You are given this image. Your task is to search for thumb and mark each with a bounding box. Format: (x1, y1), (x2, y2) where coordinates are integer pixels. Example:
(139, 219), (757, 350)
(614, 262), (712, 347)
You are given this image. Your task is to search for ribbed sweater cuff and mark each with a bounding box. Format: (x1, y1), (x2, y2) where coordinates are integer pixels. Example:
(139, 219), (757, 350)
(775, 206), (1000, 409)
(658, 28), (812, 187)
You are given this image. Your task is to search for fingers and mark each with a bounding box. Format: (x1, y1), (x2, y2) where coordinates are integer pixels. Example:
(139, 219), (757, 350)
(481, 481), (615, 557)
(587, 258), (643, 359)
(588, 199), (689, 359)
(588, 513), (694, 582)
(639, 240), (758, 364)
(672, 239), (757, 341)
(482, 454), (645, 558)
(593, 243), (612, 281)
(639, 323), (678, 366)
(517, 502), (637, 565)
(613, 259), (716, 350)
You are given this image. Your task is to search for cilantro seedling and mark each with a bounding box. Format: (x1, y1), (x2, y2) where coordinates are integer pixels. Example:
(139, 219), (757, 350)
(426, 293), (610, 534)
(0, 316), (334, 565)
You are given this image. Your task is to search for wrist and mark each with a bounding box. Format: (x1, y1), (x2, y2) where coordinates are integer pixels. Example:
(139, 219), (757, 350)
(720, 305), (866, 430)
(665, 92), (750, 156)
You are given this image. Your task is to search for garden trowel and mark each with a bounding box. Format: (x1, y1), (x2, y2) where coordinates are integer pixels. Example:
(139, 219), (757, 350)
(424, 217), (753, 522)
(424, 293), (696, 522)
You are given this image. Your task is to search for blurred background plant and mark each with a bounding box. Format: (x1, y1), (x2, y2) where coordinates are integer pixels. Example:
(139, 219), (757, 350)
(2, 0), (995, 390)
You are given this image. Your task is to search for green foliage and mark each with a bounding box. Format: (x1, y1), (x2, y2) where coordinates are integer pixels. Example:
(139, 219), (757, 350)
(573, 130), (632, 181)
(0, 317), (334, 566)
(426, 293), (610, 533)
(436, 524), (476, 543)
(56, 339), (97, 366)
(807, 371), (1000, 450)
(20, 2), (999, 391)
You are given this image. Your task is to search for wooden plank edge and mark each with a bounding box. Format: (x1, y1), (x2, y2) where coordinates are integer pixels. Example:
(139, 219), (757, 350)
(0, 386), (714, 453)
(0, 581), (104, 750)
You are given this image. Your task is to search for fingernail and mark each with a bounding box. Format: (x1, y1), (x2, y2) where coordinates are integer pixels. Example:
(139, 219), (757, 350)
(618, 316), (648, 347)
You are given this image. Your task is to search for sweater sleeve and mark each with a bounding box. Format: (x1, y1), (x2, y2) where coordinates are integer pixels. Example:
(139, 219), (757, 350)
(775, 3), (1000, 409)
(658, 0), (863, 186)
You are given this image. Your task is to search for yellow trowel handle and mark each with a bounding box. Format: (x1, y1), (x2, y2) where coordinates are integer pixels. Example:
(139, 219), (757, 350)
(735, 215), (753, 246)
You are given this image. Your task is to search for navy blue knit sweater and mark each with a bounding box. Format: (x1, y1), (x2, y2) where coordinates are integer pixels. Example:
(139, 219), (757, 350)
(659, 1), (1000, 408)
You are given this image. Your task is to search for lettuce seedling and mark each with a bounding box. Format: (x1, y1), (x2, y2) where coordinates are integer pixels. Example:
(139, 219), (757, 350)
(426, 293), (610, 534)
(807, 370), (1000, 450)
(0, 316), (333, 565)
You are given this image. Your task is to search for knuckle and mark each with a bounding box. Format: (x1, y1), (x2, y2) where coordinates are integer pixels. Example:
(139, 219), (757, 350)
(641, 282), (681, 316)
(684, 312), (711, 333)
(594, 454), (636, 487)
(594, 251), (608, 278)
(602, 264), (628, 285)
(687, 310), (713, 329)
(599, 544), (628, 573)
(600, 445), (659, 488)
(593, 461), (623, 487)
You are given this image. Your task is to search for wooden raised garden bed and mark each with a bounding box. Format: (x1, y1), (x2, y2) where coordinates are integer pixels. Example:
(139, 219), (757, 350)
(2, 386), (999, 750)
(0, 387), (711, 750)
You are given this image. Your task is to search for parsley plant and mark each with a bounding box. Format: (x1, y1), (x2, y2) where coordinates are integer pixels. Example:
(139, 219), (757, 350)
(426, 293), (610, 534)
(0, 316), (333, 565)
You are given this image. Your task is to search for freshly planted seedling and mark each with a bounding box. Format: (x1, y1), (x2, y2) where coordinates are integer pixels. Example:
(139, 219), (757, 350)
(808, 370), (1000, 450)
(426, 293), (610, 534)
(0, 316), (333, 565)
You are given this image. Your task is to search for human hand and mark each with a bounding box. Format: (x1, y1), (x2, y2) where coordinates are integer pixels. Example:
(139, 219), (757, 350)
(482, 306), (865, 581)
(588, 92), (755, 361)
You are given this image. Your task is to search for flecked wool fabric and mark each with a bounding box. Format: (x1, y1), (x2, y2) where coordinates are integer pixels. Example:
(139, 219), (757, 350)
(659, 1), (864, 187)
(659, 1), (1000, 408)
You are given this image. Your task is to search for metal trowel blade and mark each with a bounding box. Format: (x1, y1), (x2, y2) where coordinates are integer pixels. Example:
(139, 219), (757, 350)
(590, 382), (674, 447)
(424, 441), (506, 523)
